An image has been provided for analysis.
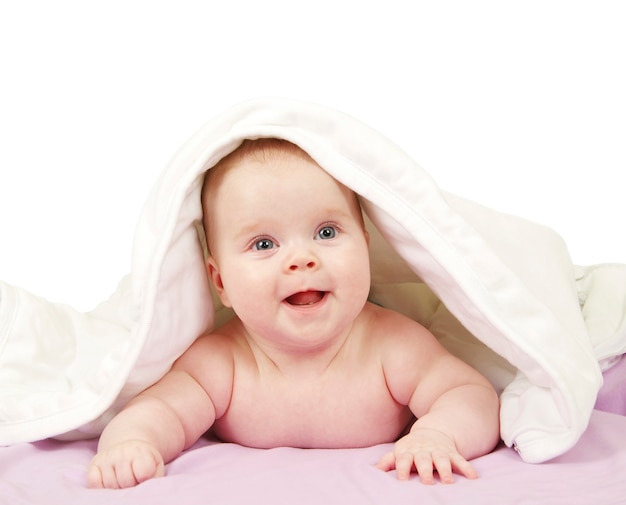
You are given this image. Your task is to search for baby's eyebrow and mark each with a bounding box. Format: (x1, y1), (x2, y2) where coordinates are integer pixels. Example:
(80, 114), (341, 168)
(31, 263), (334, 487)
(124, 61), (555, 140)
(317, 208), (356, 223)
(232, 221), (265, 240)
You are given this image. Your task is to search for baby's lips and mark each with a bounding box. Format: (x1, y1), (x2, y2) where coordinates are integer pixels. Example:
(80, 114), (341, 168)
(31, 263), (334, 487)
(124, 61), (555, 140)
(285, 291), (325, 306)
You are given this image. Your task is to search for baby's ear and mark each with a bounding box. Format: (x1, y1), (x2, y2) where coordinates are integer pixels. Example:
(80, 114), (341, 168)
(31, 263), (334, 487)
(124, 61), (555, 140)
(206, 257), (231, 308)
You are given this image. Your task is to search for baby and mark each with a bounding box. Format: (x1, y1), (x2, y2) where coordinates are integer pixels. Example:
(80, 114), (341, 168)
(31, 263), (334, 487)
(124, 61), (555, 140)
(87, 139), (500, 489)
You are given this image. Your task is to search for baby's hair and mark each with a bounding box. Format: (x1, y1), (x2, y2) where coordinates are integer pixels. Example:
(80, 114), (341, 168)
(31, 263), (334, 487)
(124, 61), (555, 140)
(220, 138), (308, 165)
(202, 138), (310, 201)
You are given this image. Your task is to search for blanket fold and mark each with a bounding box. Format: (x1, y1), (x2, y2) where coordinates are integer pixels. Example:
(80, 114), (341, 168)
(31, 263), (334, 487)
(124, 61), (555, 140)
(0, 98), (623, 463)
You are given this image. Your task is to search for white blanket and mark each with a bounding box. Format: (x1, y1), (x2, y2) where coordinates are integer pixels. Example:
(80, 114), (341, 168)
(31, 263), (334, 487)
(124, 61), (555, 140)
(1, 98), (625, 463)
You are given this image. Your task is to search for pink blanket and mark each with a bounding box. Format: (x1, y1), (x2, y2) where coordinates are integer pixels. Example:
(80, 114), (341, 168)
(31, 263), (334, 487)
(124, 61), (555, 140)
(2, 409), (625, 504)
(595, 355), (626, 414)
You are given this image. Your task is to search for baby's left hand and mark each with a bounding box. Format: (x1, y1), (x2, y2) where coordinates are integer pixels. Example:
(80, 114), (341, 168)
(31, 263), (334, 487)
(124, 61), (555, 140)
(375, 428), (479, 484)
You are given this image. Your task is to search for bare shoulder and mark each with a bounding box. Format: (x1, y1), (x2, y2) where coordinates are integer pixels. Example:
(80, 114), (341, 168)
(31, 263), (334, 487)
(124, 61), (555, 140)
(367, 302), (494, 412)
(170, 319), (245, 417)
(365, 303), (465, 405)
(364, 302), (442, 356)
(174, 327), (236, 373)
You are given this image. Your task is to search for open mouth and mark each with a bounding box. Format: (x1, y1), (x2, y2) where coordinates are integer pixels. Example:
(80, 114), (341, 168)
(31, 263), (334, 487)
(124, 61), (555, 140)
(285, 290), (326, 306)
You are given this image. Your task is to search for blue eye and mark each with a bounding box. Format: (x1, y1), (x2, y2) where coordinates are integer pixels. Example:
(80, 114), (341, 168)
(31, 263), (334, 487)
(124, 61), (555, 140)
(317, 226), (337, 240)
(253, 238), (275, 251)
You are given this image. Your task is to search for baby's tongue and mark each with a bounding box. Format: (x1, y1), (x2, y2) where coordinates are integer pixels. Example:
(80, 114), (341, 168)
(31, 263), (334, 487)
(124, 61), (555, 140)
(286, 291), (324, 306)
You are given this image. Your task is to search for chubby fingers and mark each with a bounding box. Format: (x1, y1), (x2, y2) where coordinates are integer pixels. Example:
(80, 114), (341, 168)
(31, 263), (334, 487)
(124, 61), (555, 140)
(376, 450), (420, 481)
(375, 449), (478, 484)
(131, 453), (166, 484)
(87, 442), (165, 489)
(449, 452), (479, 481)
(375, 450), (395, 472)
(86, 462), (105, 489)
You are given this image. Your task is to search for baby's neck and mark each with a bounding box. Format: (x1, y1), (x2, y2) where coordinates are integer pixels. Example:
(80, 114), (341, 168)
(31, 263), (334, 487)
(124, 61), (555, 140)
(243, 327), (354, 380)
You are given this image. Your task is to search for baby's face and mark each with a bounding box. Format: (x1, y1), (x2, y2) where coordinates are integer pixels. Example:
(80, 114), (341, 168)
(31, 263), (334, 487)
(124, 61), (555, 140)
(206, 150), (371, 351)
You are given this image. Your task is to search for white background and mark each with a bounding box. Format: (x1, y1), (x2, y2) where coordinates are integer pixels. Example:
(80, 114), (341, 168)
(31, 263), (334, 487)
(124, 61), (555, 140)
(1, 1), (624, 311)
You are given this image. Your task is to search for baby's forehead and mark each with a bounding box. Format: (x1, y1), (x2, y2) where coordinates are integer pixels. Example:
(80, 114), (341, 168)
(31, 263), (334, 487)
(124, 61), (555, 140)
(204, 139), (311, 191)
(201, 143), (365, 251)
(202, 137), (362, 220)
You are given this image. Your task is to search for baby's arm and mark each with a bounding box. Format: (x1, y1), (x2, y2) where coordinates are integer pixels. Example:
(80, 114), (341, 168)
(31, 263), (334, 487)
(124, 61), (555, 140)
(376, 312), (500, 484)
(87, 336), (233, 489)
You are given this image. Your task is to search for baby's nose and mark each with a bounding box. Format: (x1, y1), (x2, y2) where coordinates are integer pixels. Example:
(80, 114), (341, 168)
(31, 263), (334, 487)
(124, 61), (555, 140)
(289, 259), (317, 271)
(286, 248), (319, 272)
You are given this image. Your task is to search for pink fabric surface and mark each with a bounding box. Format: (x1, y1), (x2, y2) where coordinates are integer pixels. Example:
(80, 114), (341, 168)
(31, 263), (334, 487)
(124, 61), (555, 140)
(595, 355), (626, 415)
(1, 410), (625, 505)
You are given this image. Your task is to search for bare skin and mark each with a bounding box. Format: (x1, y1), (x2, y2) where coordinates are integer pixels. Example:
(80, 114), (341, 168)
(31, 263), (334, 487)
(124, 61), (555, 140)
(87, 140), (500, 489)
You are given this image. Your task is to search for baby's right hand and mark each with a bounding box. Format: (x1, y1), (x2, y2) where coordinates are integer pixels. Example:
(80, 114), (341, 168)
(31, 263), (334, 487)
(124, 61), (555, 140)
(87, 440), (165, 489)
